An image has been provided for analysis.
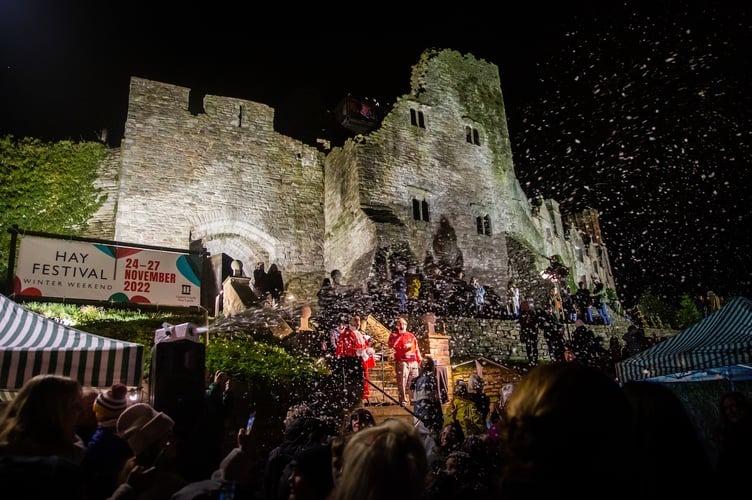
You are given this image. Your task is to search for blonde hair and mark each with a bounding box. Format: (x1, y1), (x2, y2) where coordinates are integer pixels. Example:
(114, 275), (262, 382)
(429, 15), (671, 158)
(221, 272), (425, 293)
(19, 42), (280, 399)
(332, 419), (427, 500)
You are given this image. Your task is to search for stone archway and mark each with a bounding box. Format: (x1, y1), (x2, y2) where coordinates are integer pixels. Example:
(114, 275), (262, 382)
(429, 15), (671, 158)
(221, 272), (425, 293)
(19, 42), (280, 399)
(189, 212), (281, 313)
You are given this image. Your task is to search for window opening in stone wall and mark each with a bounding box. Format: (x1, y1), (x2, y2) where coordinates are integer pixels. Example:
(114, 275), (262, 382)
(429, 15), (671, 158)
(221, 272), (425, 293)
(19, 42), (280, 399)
(576, 247), (584, 263)
(238, 105), (243, 127)
(410, 109), (425, 128)
(593, 261), (599, 275)
(476, 215), (492, 236)
(188, 89), (206, 115)
(465, 126), (481, 145)
(546, 204), (558, 236)
(545, 227), (552, 241)
(413, 198), (430, 221)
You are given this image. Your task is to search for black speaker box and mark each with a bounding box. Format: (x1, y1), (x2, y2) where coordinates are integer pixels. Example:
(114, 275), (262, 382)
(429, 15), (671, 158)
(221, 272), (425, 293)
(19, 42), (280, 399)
(149, 340), (206, 430)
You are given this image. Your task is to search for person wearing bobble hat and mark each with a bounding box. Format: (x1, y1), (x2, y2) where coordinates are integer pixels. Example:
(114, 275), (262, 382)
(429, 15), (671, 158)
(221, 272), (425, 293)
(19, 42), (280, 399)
(82, 383), (133, 500)
(108, 403), (187, 499)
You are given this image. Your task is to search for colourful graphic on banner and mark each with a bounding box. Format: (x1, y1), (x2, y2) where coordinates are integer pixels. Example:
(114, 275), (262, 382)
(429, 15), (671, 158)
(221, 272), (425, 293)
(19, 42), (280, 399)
(13, 236), (201, 307)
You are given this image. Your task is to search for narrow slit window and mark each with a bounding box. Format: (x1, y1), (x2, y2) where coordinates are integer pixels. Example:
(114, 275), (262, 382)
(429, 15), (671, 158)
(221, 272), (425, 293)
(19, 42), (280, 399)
(413, 198), (430, 221)
(476, 215), (491, 235)
(465, 126), (481, 146)
(410, 108), (425, 128)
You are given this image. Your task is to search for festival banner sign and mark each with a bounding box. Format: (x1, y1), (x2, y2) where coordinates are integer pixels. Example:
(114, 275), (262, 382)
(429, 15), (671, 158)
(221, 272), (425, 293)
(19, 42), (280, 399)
(13, 235), (201, 307)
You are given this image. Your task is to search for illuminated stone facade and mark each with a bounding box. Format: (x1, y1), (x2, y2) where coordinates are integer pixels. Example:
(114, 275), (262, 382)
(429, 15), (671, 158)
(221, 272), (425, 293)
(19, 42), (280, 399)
(87, 49), (615, 314)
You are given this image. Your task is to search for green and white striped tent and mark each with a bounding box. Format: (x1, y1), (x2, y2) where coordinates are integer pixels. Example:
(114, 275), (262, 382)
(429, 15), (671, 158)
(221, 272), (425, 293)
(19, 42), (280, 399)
(616, 296), (752, 385)
(0, 293), (144, 401)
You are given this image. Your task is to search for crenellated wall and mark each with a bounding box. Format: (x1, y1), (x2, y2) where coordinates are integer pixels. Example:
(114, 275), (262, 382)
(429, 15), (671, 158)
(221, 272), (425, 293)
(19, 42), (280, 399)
(88, 48), (615, 315)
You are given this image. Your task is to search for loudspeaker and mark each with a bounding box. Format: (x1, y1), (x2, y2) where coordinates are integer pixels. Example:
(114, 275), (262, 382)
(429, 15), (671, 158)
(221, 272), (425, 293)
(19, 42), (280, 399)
(149, 340), (206, 431)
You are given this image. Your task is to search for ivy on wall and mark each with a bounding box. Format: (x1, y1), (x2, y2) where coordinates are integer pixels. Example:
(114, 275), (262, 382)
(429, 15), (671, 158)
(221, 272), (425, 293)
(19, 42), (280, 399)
(0, 135), (107, 281)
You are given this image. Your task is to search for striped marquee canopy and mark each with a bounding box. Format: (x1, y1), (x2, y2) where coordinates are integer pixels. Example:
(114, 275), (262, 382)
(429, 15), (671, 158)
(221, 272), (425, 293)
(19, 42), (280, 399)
(616, 296), (752, 384)
(0, 293), (144, 400)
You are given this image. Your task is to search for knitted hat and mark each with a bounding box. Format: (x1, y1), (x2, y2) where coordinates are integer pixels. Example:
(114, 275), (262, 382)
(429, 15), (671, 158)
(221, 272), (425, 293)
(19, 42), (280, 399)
(93, 383), (128, 421)
(116, 403), (175, 456)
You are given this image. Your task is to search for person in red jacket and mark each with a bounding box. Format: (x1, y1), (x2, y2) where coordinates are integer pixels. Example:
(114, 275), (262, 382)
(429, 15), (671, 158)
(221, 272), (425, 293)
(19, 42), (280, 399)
(388, 317), (422, 407)
(335, 314), (375, 401)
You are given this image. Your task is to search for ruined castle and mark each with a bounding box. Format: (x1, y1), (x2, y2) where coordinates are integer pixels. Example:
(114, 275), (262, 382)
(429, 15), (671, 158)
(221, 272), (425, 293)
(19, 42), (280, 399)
(86, 48), (615, 315)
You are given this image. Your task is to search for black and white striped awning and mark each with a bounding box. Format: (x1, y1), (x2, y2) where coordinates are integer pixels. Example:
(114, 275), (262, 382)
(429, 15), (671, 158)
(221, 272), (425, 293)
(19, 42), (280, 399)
(0, 293), (144, 400)
(616, 296), (752, 384)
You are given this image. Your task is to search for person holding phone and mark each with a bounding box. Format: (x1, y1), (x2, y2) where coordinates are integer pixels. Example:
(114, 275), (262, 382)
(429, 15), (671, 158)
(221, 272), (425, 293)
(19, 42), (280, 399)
(204, 370), (235, 477)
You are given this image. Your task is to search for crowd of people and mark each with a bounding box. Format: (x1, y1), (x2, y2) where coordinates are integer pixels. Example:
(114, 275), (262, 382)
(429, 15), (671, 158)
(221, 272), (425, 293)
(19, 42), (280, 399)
(316, 268), (584, 327)
(1, 364), (749, 500)
(2, 264), (736, 498)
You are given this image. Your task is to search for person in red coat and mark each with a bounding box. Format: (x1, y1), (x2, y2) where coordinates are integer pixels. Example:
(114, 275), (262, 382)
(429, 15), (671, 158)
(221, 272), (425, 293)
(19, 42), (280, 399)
(388, 317), (422, 406)
(335, 314), (375, 401)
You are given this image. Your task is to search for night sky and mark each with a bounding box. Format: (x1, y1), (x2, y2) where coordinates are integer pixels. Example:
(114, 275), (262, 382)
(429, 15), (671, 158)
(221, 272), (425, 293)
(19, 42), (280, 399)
(1, 1), (750, 307)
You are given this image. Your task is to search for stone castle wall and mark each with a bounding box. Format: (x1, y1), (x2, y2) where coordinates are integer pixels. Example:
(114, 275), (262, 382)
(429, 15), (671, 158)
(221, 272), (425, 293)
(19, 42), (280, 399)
(108, 78), (327, 302)
(88, 48), (616, 313)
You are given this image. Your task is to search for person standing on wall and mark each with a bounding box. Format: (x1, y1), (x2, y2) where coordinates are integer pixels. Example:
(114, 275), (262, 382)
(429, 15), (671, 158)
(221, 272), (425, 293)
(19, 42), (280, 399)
(519, 296), (539, 365)
(575, 280), (593, 324)
(707, 291), (722, 315)
(592, 279), (611, 326)
(540, 303), (566, 362)
(471, 277), (486, 317)
(388, 317), (422, 407)
(266, 263), (284, 306)
(507, 280), (520, 319)
(406, 266), (421, 313)
(253, 262), (267, 300)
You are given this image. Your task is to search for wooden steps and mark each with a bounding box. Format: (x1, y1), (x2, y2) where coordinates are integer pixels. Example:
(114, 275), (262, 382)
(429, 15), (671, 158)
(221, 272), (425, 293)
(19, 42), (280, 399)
(364, 402), (415, 426)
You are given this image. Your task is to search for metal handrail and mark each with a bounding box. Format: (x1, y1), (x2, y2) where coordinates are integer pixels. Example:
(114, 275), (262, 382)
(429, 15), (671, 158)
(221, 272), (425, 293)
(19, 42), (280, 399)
(365, 379), (417, 419)
(367, 336), (389, 404)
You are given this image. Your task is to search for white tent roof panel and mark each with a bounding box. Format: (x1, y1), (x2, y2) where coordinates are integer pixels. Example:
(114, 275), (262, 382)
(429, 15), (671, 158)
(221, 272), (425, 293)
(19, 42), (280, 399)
(0, 293), (144, 400)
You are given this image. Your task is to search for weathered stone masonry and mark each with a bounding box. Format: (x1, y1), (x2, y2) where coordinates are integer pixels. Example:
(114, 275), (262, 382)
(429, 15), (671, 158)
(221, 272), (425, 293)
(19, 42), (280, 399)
(88, 49), (617, 323)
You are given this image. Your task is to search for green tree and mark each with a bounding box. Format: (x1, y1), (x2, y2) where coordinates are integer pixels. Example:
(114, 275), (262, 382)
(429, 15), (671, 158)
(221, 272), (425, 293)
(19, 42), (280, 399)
(676, 293), (702, 329)
(637, 290), (677, 329)
(0, 135), (107, 281)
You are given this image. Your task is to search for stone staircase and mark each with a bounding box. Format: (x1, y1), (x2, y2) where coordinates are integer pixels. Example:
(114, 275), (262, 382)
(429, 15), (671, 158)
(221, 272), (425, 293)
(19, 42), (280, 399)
(365, 401), (416, 426)
(362, 345), (447, 428)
